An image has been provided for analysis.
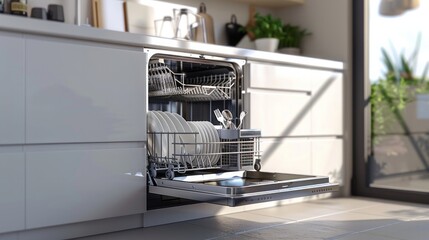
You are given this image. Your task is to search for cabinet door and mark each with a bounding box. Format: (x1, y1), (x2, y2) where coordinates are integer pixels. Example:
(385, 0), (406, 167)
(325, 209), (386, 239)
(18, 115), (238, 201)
(0, 153), (25, 233)
(245, 91), (312, 137)
(260, 138), (311, 174)
(26, 148), (146, 228)
(0, 32), (25, 144)
(311, 139), (344, 184)
(311, 72), (343, 136)
(244, 62), (343, 137)
(26, 38), (147, 143)
(244, 62), (312, 137)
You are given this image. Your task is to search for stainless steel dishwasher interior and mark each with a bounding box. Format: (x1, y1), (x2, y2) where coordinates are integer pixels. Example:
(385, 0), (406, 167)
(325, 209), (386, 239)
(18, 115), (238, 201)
(145, 49), (339, 209)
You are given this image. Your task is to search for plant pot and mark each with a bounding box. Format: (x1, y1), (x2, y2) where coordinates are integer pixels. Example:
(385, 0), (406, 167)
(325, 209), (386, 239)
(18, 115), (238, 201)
(278, 47), (301, 55)
(254, 38), (279, 52)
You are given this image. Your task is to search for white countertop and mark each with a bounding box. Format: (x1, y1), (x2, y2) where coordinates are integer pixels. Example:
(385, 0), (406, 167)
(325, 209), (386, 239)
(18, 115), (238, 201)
(0, 14), (343, 70)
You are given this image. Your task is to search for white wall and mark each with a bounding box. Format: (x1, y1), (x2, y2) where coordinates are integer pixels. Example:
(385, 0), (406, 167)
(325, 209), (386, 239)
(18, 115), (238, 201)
(274, 0), (350, 62)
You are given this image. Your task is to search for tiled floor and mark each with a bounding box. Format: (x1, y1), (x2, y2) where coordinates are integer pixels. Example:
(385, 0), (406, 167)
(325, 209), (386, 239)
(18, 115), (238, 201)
(76, 197), (429, 240)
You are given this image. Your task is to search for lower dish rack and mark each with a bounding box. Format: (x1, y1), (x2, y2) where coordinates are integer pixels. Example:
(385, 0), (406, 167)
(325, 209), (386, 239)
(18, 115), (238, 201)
(147, 129), (261, 180)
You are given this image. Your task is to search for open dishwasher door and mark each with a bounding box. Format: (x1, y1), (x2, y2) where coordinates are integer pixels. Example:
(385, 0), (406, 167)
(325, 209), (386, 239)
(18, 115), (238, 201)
(148, 170), (339, 207)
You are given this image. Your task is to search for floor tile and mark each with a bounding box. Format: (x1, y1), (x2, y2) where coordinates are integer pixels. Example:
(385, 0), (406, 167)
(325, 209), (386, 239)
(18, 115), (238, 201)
(331, 232), (403, 240)
(305, 197), (384, 211)
(366, 217), (429, 240)
(186, 212), (290, 234)
(306, 211), (401, 232)
(351, 200), (429, 220)
(248, 202), (341, 221)
(240, 222), (350, 240)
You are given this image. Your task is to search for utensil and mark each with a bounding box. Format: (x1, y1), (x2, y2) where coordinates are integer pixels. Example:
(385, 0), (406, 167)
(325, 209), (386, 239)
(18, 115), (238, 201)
(214, 109), (227, 128)
(222, 109), (235, 129)
(237, 111), (247, 129)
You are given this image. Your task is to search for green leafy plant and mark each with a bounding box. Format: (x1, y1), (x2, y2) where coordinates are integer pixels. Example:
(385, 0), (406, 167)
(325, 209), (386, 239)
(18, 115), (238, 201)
(246, 13), (284, 39)
(279, 24), (311, 49)
(371, 35), (429, 142)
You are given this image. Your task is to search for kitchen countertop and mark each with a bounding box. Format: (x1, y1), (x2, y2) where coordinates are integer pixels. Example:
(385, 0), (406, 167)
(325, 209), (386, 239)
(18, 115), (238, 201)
(0, 14), (343, 71)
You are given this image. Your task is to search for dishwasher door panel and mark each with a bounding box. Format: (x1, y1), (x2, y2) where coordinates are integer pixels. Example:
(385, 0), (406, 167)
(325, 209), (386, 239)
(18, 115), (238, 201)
(148, 171), (339, 207)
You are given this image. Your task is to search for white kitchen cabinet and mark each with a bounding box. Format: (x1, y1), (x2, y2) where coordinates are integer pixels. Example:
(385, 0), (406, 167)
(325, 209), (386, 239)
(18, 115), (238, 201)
(311, 139), (344, 184)
(245, 91), (312, 137)
(311, 72), (343, 136)
(0, 32), (25, 145)
(260, 138), (311, 174)
(26, 148), (146, 228)
(26, 37), (147, 144)
(244, 62), (312, 137)
(244, 62), (343, 137)
(0, 153), (25, 233)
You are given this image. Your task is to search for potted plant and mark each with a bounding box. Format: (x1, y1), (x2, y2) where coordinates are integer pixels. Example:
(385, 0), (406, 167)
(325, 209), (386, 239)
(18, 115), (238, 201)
(278, 24), (311, 55)
(246, 13), (283, 52)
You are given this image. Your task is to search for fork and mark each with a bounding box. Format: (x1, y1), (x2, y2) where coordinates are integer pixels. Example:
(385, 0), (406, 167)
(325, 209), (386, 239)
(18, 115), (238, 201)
(214, 109), (227, 128)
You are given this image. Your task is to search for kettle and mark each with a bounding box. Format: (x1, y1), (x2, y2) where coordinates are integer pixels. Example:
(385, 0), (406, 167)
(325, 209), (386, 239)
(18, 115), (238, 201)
(195, 3), (215, 44)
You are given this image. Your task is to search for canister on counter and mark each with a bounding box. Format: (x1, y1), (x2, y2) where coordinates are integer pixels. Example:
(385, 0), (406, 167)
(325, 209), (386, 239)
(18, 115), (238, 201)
(10, 0), (27, 16)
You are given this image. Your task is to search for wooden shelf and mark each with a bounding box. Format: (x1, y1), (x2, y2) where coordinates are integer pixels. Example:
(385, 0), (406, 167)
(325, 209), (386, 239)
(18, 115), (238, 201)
(232, 0), (304, 8)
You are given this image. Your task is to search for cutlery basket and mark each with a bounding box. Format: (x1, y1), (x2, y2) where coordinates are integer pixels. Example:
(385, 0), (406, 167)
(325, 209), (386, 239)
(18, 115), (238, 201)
(217, 129), (261, 171)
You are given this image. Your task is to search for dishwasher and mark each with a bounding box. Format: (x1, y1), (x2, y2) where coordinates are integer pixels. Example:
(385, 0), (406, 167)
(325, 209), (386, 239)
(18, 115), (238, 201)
(144, 48), (339, 208)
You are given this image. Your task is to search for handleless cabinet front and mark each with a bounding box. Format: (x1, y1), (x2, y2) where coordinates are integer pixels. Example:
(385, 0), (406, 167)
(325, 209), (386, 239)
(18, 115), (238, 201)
(0, 32), (25, 145)
(0, 153), (25, 233)
(25, 37), (147, 144)
(26, 148), (146, 228)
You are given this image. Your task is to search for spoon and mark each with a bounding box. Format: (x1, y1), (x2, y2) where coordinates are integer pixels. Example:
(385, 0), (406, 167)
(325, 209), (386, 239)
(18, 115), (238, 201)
(237, 111), (247, 129)
(221, 109), (235, 129)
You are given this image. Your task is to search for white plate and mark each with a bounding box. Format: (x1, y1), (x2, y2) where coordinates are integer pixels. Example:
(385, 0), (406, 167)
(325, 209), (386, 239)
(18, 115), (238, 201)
(198, 122), (214, 164)
(152, 111), (175, 159)
(195, 122), (212, 165)
(201, 122), (218, 164)
(147, 111), (166, 158)
(188, 122), (203, 165)
(206, 122), (221, 165)
(164, 112), (195, 164)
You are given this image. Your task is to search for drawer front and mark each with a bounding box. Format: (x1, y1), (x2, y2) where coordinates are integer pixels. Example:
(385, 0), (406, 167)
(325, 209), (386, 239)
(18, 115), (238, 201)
(0, 33), (25, 144)
(26, 38), (147, 143)
(26, 148), (146, 228)
(0, 153), (25, 233)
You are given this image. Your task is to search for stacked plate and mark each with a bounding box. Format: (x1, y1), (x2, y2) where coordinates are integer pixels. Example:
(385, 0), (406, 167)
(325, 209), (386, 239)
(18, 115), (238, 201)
(189, 121), (221, 166)
(147, 111), (220, 166)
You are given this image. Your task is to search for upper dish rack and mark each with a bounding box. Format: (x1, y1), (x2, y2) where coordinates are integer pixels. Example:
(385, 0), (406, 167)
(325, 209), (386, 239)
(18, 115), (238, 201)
(148, 62), (235, 101)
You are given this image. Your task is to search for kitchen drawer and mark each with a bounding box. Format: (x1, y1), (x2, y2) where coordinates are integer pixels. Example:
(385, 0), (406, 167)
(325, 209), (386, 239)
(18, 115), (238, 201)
(26, 148), (146, 228)
(245, 62), (313, 92)
(0, 153), (25, 233)
(0, 32), (25, 145)
(25, 37), (147, 144)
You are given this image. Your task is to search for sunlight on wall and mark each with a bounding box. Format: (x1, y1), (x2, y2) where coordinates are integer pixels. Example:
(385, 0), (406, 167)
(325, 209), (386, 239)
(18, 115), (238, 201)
(369, 0), (429, 82)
